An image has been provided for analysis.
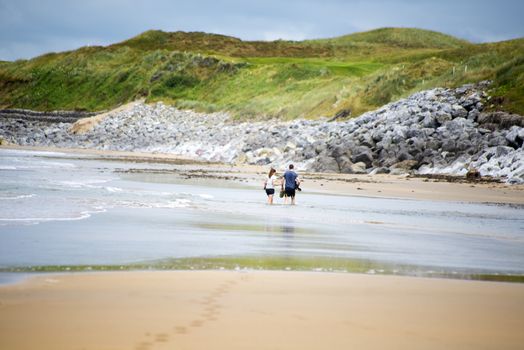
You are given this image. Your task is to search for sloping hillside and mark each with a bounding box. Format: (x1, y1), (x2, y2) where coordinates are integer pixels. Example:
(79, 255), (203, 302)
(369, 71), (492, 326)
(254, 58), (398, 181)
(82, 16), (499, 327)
(0, 28), (522, 119)
(317, 27), (470, 49)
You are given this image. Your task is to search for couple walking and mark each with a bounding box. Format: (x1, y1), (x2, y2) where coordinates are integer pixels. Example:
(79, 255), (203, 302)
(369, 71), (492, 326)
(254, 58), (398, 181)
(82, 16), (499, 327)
(264, 164), (301, 205)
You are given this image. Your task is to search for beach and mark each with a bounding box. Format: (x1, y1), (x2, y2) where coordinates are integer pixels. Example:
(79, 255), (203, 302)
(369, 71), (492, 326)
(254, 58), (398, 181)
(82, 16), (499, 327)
(3, 144), (524, 204)
(2, 7), (524, 350)
(1, 271), (524, 350)
(1, 145), (524, 349)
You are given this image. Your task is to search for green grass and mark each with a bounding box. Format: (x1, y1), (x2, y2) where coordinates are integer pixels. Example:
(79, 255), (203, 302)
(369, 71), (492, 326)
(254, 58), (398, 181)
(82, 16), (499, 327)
(317, 27), (470, 49)
(0, 27), (522, 118)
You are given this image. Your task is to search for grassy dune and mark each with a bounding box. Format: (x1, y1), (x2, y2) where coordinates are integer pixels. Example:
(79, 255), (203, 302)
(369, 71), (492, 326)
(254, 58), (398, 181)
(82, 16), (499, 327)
(0, 27), (522, 119)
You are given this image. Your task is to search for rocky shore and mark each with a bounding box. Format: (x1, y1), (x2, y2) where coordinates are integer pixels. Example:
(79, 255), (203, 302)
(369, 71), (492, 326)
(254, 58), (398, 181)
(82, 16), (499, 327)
(0, 109), (97, 123)
(1, 82), (523, 183)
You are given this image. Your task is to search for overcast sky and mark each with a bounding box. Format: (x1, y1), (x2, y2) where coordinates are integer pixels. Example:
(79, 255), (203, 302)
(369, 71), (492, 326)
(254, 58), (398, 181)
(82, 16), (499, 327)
(1, 0), (523, 61)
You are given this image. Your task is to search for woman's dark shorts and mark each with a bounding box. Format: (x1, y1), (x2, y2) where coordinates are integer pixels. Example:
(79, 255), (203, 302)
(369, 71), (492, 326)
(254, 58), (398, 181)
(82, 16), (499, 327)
(285, 188), (296, 198)
(265, 188), (275, 196)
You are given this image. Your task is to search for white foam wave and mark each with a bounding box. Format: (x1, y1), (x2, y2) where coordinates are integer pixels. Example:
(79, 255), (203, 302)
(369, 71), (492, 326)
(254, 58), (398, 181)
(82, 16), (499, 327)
(130, 189), (174, 197)
(180, 192), (215, 200)
(161, 199), (192, 208)
(0, 206), (107, 224)
(0, 194), (36, 200)
(0, 166), (17, 170)
(36, 161), (77, 168)
(113, 198), (193, 209)
(105, 186), (123, 193)
(0, 211), (92, 222)
(0, 149), (68, 157)
(7, 161), (77, 170)
(53, 178), (112, 189)
(198, 194), (214, 199)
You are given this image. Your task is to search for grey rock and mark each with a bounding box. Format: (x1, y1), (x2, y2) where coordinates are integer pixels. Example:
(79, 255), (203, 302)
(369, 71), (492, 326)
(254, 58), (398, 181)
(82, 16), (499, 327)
(351, 151), (373, 168)
(337, 156), (354, 173)
(391, 160), (418, 171)
(369, 167), (390, 175)
(442, 139), (456, 152)
(451, 105), (468, 119)
(312, 156), (339, 172)
(350, 162), (367, 174)
(436, 113), (452, 125)
(397, 151), (413, 162)
(468, 108), (480, 121)
(505, 126), (524, 148)
(422, 115), (438, 129)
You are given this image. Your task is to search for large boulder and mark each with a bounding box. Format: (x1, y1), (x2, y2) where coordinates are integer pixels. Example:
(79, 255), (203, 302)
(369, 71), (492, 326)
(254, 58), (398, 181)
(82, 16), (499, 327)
(351, 150), (374, 168)
(311, 155), (339, 173)
(391, 159), (419, 171)
(505, 126), (524, 149)
(350, 162), (367, 174)
(451, 105), (468, 119)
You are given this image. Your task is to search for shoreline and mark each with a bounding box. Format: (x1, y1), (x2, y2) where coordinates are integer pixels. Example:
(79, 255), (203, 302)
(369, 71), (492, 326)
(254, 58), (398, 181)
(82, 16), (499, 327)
(2, 255), (524, 284)
(2, 144), (523, 205)
(1, 270), (523, 350)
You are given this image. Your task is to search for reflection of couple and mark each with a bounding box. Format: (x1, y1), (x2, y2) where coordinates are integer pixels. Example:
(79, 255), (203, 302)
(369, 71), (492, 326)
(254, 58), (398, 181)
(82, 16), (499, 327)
(264, 164), (301, 205)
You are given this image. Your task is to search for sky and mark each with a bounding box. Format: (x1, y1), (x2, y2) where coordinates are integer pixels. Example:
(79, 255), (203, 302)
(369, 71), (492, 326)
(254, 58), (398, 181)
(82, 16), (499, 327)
(1, 0), (523, 61)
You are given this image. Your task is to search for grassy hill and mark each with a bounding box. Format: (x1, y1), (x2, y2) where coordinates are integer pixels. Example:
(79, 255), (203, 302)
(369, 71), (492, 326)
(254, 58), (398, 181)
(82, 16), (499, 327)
(0, 27), (522, 119)
(317, 27), (470, 49)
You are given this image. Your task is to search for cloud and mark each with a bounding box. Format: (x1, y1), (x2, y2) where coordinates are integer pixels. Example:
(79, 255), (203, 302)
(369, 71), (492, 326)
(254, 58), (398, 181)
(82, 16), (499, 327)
(0, 0), (523, 60)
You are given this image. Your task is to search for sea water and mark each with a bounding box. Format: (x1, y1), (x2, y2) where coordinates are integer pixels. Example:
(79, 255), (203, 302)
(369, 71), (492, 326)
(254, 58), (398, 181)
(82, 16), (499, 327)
(1, 148), (523, 278)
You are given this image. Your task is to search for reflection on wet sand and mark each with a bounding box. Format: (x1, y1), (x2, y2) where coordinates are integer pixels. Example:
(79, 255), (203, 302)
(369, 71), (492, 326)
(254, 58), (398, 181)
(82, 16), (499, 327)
(1, 149), (524, 282)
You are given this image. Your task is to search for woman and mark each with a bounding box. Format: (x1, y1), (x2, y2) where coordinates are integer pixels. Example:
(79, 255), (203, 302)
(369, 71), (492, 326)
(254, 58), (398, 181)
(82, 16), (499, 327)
(264, 168), (277, 205)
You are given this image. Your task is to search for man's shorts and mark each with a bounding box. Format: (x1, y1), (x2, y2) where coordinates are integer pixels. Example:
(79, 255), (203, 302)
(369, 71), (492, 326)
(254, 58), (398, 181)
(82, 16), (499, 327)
(285, 187), (296, 198)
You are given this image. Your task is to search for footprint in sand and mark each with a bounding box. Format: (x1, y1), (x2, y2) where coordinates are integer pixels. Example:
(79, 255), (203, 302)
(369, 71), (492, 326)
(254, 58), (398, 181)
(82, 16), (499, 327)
(213, 286), (228, 294)
(205, 304), (220, 312)
(190, 319), (205, 328)
(200, 297), (215, 305)
(135, 341), (152, 350)
(154, 333), (169, 343)
(165, 278), (244, 343)
(202, 309), (220, 320)
(174, 326), (188, 335)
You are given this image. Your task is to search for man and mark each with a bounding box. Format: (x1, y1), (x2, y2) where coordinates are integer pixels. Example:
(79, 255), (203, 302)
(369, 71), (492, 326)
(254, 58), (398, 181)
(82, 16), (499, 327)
(281, 164), (300, 205)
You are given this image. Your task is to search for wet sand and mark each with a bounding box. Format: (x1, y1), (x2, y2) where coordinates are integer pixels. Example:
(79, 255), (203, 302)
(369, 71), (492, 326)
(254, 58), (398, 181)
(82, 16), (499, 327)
(0, 271), (523, 350)
(2, 144), (523, 204)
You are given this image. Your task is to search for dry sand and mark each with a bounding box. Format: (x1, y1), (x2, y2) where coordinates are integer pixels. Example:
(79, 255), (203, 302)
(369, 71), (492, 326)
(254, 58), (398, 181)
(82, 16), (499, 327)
(0, 271), (523, 350)
(2, 144), (523, 204)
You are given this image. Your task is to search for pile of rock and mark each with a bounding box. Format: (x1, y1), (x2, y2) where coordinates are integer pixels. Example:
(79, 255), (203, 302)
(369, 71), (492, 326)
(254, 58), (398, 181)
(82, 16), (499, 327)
(312, 82), (524, 183)
(0, 109), (96, 123)
(1, 81), (523, 183)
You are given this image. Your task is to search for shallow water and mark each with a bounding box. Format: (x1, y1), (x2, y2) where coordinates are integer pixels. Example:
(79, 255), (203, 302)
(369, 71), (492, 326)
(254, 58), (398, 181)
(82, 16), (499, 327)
(1, 149), (523, 279)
